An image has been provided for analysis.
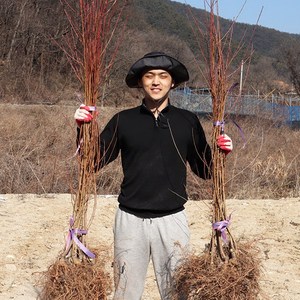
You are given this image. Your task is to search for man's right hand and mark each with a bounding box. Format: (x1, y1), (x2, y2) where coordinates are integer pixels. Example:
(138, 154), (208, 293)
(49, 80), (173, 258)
(74, 104), (94, 126)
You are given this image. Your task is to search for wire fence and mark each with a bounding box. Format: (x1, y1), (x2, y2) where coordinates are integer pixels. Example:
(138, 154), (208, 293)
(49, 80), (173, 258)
(170, 90), (300, 126)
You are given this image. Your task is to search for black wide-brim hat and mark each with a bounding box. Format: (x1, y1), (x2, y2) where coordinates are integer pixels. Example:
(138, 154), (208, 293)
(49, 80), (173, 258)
(125, 51), (189, 88)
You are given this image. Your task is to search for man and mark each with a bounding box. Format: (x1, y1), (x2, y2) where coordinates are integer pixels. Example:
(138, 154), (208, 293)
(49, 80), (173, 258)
(74, 52), (233, 299)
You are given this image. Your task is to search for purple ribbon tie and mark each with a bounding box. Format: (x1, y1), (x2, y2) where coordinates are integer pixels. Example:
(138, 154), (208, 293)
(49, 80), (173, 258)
(231, 119), (246, 148)
(213, 120), (225, 134)
(65, 217), (96, 259)
(212, 214), (231, 244)
(214, 119), (246, 148)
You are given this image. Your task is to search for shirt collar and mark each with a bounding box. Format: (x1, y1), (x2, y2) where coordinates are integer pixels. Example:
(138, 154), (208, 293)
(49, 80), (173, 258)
(140, 99), (172, 114)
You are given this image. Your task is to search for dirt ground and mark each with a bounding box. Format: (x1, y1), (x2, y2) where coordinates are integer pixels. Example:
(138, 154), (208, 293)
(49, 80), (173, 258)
(0, 194), (300, 300)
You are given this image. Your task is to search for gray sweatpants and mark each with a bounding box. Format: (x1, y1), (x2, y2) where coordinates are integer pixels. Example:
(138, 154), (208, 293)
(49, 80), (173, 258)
(113, 208), (190, 300)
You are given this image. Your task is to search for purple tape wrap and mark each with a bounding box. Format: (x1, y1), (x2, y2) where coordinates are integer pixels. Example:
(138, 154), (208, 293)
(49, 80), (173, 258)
(214, 120), (225, 134)
(65, 217), (96, 259)
(214, 119), (246, 147)
(212, 214), (232, 244)
(86, 106), (96, 111)
(80, 104), (97, 112)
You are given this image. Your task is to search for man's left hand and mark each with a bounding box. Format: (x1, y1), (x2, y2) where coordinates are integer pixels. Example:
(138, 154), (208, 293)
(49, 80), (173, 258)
(217, 134), (233, 155)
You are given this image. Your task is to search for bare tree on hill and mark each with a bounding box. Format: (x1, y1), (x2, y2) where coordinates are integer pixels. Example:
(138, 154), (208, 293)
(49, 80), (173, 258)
(284, 47), (300, 96)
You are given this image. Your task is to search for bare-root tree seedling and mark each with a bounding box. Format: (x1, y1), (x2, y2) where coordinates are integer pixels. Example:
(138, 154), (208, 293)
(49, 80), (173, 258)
(38, 0), (126, 299)
(173, 1), (261, 299)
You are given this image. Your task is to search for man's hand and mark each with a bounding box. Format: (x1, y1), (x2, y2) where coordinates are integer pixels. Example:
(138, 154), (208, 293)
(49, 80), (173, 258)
(74, 104), (94, 127)
(217, 134), (233, 155)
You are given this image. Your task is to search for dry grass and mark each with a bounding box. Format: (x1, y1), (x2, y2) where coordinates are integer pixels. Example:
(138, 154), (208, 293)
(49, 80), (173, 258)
(0, 104), (299, 199)
(223, 115), (300, 199)
(0, 104), (121, 195)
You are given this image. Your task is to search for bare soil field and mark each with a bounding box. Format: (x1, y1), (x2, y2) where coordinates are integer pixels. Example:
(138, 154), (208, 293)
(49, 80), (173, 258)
(1, 194), (300, 300)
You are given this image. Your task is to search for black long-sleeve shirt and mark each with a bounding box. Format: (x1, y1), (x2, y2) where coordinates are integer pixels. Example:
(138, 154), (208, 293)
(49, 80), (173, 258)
(100, 102), (212, 218)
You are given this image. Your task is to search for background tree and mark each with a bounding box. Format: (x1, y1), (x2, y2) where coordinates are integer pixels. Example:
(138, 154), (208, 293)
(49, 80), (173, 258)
(284, 45), (300, 96)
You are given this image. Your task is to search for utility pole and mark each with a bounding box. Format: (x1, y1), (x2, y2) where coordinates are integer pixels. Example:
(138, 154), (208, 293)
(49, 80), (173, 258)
(239, 60), (244, 95)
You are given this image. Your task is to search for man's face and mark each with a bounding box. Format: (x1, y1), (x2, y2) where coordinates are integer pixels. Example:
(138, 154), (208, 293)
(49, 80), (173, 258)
(140, 69), (174, 102)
